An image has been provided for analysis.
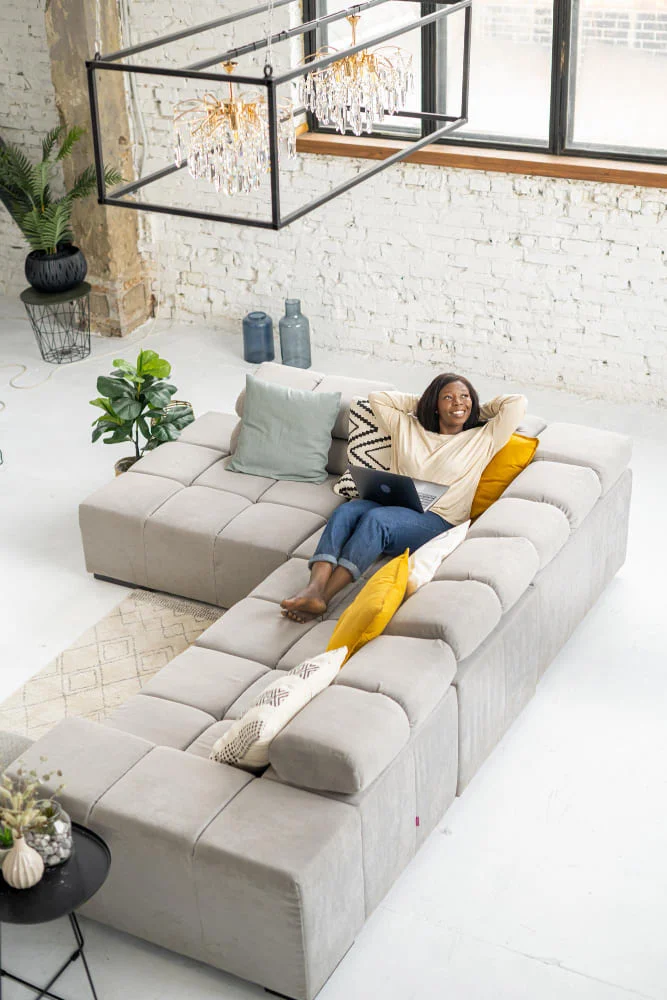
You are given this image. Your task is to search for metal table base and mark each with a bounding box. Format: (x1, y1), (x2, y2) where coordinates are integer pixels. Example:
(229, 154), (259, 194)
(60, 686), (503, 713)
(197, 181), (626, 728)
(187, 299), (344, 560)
(0, 912), (98, 1000)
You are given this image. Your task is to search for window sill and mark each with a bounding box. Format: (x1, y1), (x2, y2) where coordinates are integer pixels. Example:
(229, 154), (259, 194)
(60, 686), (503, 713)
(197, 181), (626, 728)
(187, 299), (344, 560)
(296, 131), (667, 188)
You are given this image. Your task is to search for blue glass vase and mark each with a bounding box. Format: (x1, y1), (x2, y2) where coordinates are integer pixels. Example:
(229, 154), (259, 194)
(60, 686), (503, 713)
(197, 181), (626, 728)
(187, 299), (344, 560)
(242, 311), (274, 364)
(279, 299), (311, 369)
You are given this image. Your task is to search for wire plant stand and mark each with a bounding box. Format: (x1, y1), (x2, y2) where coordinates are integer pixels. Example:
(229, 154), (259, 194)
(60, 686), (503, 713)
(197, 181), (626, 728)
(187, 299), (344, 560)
(20, 282), (92, 364)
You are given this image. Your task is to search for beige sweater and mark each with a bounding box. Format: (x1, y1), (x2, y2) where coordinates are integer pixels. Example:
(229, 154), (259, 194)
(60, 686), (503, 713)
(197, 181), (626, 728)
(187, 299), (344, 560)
(367, 391), (527, 525)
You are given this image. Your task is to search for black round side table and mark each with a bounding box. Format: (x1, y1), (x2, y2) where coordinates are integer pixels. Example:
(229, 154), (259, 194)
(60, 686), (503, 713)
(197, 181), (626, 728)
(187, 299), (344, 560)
(0, 823), (111, 1000)
(20, 283), (92, 365)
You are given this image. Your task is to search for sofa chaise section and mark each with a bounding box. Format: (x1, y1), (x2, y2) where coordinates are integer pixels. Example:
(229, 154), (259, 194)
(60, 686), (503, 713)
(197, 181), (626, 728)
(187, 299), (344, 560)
(79, 365), (394, 606)
(13, 644), (456, 1000)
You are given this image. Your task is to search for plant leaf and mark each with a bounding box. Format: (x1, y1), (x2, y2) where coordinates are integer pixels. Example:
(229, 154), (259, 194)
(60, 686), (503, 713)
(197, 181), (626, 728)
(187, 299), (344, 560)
(96, 375), (134, 399)
(92, 416), (123, 432)
(137, 415), (151, 441)
(112, 359), (137, 376)
(112, 396), (143, 421)
(143, 383), (176, 408)
(152, 422), (181, 443)
(102, 428), (134, 445)
(42, 126), (64, 162)
(66, 164), (97, 202)
(103, 165), (123, 189)
(19, 202), (73, 254)
(89, 396), (112, 412)
(138, 350), (171, 379)
(56, 126), (85, 162)
(157, 404), (195, 432)
(0, 143), (38, 218)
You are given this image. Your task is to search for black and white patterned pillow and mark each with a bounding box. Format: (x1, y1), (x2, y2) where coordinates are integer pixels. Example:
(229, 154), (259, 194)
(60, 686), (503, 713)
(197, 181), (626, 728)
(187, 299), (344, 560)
(333, 398), (392, 498)
(209, 647), (348, 771)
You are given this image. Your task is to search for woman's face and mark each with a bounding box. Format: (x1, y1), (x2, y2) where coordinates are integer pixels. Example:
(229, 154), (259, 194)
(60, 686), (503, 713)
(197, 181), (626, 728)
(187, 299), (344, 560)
(436, 380), (472, 430)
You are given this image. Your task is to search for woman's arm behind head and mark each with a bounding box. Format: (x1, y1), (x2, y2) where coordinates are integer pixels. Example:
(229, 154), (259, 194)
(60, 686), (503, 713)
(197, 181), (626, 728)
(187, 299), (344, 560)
(480, 394), (528, 453)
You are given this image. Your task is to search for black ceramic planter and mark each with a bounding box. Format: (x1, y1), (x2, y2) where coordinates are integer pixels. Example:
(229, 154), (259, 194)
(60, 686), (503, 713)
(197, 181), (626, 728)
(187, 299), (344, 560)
(25, 244), (87, 294)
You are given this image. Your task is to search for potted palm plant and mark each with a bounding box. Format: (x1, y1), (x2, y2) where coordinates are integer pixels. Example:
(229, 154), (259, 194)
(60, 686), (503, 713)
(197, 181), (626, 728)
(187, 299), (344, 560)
(0, 125), (122, 294)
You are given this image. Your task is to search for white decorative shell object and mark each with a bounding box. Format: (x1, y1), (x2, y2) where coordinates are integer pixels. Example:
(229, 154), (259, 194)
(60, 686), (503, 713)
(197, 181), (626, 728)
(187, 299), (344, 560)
(2, 835), (45, 889)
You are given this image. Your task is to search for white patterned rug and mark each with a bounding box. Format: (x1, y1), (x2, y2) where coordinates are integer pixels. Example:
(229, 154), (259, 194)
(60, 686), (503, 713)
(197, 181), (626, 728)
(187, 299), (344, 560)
(0, 591), (223, 741)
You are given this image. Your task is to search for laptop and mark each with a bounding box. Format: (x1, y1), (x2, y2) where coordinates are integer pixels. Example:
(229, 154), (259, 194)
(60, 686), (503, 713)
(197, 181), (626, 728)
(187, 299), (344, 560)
(350, 467), (449, 514)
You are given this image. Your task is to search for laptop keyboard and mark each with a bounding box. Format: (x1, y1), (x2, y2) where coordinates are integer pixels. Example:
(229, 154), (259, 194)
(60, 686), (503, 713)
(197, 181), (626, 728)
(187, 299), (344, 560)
(416, 490), (439, 510)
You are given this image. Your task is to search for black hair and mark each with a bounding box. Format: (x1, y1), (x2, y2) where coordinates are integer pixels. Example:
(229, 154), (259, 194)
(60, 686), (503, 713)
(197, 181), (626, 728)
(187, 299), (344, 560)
(416, 373), (481, 433)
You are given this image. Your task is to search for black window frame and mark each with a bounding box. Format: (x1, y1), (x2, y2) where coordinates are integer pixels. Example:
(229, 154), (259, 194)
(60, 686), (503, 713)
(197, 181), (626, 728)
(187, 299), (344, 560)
(303, 0), (667, 166)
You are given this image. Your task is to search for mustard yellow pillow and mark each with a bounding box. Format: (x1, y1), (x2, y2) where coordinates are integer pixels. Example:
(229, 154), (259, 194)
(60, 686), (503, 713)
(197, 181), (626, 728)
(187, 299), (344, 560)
(470, 433), (538, 520)
(327, 550), (410, 662)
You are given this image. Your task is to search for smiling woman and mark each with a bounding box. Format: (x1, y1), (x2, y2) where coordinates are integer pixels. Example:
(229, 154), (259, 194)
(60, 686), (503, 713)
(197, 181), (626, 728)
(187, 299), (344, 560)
(367, 378), (526, 528)
(280, 373), (526, 623)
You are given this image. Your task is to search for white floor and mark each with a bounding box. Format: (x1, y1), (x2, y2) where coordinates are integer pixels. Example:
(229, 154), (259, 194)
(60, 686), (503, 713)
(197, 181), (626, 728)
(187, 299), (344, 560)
(1, 298), (666, 1000)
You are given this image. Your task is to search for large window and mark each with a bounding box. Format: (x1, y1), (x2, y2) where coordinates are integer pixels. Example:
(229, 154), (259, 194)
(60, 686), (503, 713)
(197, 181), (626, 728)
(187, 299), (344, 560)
(567, 0), (667, 156)
(305, 1), (667, 162)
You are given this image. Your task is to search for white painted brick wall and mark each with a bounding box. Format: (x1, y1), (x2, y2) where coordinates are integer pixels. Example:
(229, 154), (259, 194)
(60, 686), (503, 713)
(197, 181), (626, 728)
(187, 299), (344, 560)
(1, 2), (666, 403)
(0, 0), (60, 293)
(143, 154), (667, 403)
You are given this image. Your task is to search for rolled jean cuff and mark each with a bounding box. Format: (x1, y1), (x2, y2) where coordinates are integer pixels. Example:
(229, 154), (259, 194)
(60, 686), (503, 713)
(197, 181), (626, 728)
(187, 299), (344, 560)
(337, 556), (362, 581)
(307, 553), (362, 581)
(307, 553), (338, 571)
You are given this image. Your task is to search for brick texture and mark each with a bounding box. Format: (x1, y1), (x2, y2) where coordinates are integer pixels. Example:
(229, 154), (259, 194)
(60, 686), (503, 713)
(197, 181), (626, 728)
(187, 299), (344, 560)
(1, 2), (666, 403)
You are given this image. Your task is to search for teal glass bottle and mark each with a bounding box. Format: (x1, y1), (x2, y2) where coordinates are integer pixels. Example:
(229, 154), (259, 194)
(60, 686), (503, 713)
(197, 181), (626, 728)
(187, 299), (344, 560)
(242, 311), (274, 364)
(279, 299), (311, 369)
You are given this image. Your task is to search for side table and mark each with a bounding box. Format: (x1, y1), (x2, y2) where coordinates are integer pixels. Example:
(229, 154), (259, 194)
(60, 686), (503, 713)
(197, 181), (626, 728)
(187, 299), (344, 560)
(20, 283), (92, 364)
(0, 823), (111, 1000)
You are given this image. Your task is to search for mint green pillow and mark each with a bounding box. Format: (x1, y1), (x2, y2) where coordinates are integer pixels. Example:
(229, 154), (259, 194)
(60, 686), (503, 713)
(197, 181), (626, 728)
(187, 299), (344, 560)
(228, 375), (341, 484)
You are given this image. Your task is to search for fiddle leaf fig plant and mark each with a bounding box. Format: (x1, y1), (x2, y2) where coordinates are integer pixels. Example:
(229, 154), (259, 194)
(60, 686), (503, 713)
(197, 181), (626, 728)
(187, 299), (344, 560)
(90, 350), (194, 459)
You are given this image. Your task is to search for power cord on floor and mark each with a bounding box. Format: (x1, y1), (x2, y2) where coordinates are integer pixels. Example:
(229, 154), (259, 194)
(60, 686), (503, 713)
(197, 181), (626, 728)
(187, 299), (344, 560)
(0, 319), (159, 465)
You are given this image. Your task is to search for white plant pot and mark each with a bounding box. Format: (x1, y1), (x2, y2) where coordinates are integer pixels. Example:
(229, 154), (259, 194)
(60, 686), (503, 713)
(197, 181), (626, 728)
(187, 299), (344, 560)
(2, 835), (44, 889)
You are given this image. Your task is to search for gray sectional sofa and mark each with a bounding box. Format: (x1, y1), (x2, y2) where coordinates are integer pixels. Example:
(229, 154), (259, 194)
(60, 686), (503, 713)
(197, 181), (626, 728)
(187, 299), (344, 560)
(17, 363), (632, 1000)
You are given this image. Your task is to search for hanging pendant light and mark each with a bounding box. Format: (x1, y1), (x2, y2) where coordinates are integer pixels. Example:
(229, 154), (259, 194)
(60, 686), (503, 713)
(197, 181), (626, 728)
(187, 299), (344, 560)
(173, 61), (296, 196)
(86, 0), (472, 229)
(300, 14), (414, 137)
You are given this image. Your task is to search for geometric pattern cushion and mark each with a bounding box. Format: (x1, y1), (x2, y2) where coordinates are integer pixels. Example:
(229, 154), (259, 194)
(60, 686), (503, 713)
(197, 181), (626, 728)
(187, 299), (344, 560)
(333, 398), (391, 498)
(209, 648), (348, 771)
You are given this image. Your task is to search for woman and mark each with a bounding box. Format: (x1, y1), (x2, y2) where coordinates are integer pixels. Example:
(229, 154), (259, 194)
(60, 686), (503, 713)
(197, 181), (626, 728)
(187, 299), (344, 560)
(281, 374), (526, 623)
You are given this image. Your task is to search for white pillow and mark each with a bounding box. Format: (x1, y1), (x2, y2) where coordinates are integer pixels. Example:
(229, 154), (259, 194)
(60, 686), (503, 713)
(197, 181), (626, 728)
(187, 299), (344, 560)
(406, 521), (470, 598)
(209, 647), (348, 771)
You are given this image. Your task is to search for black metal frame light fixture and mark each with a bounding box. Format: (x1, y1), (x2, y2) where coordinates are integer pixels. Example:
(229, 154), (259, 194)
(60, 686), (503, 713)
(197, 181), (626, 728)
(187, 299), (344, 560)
(86, 0), (471, 231)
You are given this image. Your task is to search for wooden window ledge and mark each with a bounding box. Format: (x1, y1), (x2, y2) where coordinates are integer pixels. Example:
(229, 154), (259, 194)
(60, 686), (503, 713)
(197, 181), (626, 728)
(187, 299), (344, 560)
(296, 130), (667, 188)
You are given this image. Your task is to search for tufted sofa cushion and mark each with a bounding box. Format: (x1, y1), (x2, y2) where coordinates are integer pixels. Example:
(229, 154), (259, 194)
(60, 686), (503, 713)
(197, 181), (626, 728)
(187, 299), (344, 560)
(534, 422), (632, 495)
(468, 497), (571, 569)
(433, 536), (539, 611)
(129, 441), (222, 485)
(178, 411), (239, 452)
(140, 646), (269, 718)
(270, 686), (411, 794)
(386, 580), (503, 660)
(334, 635), (456, 727)
(502, 460), (601, 528)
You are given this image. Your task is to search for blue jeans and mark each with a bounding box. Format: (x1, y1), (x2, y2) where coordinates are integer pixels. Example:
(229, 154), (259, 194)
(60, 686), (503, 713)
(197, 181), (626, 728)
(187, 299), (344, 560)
(309, 500), (452, 580)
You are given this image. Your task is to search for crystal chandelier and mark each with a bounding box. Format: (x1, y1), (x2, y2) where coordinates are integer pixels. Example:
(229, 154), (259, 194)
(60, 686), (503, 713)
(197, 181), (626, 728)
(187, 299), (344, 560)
(173, 61), (296, 196)
(301, 14), (414, 137)
(88, 0), (471, 229)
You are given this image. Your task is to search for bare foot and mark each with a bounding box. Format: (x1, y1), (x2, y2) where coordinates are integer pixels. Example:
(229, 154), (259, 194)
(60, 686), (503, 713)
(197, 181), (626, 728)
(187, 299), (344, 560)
(280, 587), (327, 624)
